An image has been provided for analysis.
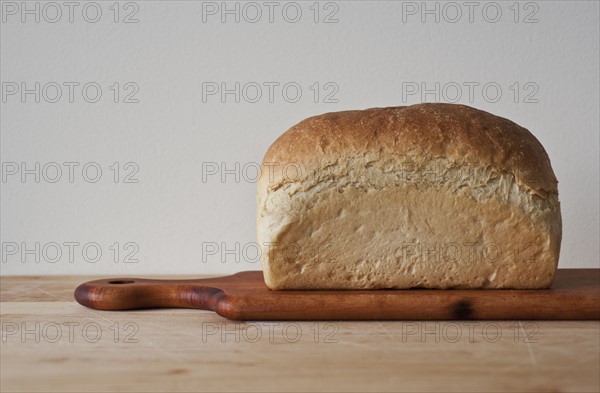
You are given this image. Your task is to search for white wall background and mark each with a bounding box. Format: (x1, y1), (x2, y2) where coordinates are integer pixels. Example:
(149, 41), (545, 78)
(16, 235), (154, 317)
(1, 1), (598, 275)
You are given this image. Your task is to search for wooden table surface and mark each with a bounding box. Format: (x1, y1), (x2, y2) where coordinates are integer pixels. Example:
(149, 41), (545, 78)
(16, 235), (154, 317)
(1, 276), (599, 393)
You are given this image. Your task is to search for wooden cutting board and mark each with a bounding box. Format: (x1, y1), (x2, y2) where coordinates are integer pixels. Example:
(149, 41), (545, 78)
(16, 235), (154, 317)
(74, 269), (600, 320)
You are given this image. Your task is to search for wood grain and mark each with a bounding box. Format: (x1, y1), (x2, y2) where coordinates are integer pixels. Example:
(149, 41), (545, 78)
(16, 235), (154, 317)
(2, 275), (599, 392)
(74, 269), (600, 320)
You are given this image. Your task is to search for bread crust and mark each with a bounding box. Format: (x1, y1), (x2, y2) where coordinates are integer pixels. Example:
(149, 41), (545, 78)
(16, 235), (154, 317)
(257, 104), (562, 289)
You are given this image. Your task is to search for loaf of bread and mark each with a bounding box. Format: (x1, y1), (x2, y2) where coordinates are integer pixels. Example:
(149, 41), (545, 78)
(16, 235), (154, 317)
(256, 103), (562, 289)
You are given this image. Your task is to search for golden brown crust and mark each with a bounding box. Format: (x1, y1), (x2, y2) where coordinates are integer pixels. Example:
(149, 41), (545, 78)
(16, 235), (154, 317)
(259, 103), (557, 197)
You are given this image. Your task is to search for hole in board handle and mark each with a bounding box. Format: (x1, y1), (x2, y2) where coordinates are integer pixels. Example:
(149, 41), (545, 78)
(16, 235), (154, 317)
(108, 280), (135, 285)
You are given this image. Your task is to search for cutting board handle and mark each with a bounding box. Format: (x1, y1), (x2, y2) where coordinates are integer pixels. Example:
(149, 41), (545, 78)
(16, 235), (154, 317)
(74, 277), (222, 311)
